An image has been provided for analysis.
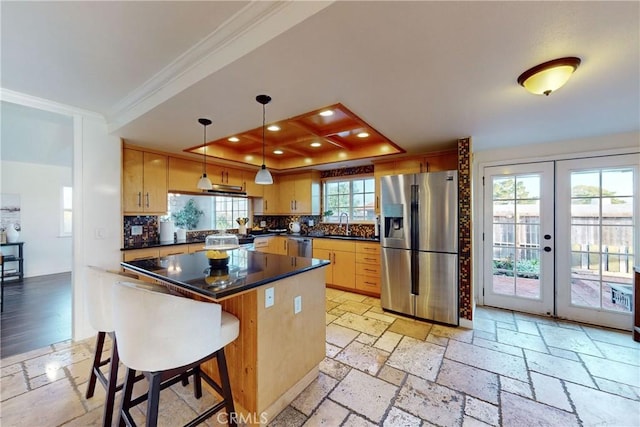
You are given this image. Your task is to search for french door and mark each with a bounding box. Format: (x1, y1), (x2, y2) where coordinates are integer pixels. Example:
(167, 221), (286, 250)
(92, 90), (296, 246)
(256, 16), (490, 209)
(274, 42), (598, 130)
(483, 162), (555, 316)
(483, 154), (639, 330)
(555, 155), (638, 330)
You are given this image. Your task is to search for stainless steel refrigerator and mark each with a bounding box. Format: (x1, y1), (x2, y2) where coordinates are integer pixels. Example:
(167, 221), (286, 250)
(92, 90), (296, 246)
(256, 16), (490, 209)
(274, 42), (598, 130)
(380, 170), (459, 325)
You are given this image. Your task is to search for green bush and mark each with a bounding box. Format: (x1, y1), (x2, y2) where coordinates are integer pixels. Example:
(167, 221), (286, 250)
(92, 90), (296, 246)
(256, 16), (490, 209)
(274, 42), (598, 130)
(172, 198), (203, 230)
(493, 257), (539, 279)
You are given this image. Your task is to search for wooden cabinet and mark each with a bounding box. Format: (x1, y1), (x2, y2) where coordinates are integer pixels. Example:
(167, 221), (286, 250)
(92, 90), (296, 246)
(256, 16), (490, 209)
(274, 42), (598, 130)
(207, 164), (244, 187)
(253, 177), (280, 215)
(253, 236), (272, 253)
(313, 239), (356, 289)
(122, 247), (159, 262)
(272, 236), (289, 255)
(123, 148), (168, 214)
(355, 242), (381, 295)
(278, 171), (321, 214)
(159, 245), (189, 257)
(167, 157), (202, 192)
(373, 149), (457, 213)
(243, 169), (263, 198)
(188, 243), (206, 254)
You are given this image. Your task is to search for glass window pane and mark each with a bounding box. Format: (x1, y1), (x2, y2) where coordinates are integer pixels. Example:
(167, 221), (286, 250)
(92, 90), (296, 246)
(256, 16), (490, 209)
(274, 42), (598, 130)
(571, 225), (599, 247)
(571, 171), (600, 197)
(493, 202), (515, 223)
(493, 177), (515, 200)
(516, 175), (540, 200)
(63, 187), (72, 209)
(365, 179), (375, 192)
(602, 168), (633, 197)
(493, 223), (515, 246)
(602, 197), (634, 225)
(571, 198), (599, 224)
(516, 200), (539, 224)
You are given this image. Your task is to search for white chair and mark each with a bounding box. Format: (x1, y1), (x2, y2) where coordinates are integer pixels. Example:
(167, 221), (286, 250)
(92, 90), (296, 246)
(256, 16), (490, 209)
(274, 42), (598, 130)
(113, 280), (240, 427)
(85, 266), (171, 427)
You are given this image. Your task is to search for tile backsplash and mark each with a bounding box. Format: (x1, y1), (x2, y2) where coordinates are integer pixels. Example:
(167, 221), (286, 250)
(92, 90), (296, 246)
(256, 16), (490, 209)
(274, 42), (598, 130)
(123, 216), (159, 248)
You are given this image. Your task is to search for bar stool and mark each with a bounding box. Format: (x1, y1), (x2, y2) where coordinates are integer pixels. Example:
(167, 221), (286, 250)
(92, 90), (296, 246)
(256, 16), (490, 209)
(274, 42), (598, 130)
(113, 281), (240, 427)
(85, 266), (170, 427)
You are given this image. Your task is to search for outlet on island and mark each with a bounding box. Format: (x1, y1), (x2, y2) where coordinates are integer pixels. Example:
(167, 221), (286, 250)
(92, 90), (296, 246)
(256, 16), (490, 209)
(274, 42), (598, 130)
(265, 287), (274, 308)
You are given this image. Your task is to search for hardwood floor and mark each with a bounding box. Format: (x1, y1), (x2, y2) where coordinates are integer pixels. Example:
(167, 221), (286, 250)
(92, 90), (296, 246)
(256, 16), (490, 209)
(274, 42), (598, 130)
(1, 272), (71, 359)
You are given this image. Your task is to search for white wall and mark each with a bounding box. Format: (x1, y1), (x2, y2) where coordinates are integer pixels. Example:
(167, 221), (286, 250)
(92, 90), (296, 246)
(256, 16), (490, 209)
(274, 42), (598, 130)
(1, 161), (72, 276)
(471, 130), (640, 311)
(72, 115), (122, 341)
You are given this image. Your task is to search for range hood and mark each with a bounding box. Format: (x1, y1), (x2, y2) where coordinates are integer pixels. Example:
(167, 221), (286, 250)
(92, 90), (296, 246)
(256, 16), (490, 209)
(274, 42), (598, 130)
(205, 183), (247, 196)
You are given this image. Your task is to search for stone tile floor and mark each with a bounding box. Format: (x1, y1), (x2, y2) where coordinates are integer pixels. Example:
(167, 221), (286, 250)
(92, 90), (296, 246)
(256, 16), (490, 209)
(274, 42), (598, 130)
(1, 288), (639, 426)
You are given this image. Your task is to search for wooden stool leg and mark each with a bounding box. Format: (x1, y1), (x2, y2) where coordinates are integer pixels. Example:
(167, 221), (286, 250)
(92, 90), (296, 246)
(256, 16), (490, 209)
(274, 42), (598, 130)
(217, 349), (236, 426)
(86, 331), (106, 399)
(101, 333), (120, 427)
(118, 368), (136, 427)
(146, 372), (162, 427)
(192, 366), (202, 399)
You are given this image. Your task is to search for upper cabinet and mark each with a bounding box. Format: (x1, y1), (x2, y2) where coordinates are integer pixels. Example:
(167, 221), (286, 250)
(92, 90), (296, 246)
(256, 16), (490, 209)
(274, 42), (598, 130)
(253, 175), (279, 215)
(243, 169), (263, 198)
(279, 171), (321, 215)
(207, 164), (243, 187)
(167, 157), (201, 193)
(373, 149), (458, 213)
(123, 148), (168, 214)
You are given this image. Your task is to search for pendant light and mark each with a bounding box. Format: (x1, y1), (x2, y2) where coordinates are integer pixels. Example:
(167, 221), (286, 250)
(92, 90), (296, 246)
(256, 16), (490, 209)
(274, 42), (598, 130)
(254, 94), (273, 185)
(196, 118), (213, 190)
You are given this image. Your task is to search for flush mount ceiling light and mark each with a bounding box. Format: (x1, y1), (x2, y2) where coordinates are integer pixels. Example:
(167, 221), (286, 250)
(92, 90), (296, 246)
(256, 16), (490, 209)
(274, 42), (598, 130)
(228, 136), (239, 142)
(319, 110), (334, 117)
(196, 118), (213, 190)
(255, 94), (274, 185)
(267, 124), (280, 132)
(273, 149), (284, 155)
(517, 57), (581, 96)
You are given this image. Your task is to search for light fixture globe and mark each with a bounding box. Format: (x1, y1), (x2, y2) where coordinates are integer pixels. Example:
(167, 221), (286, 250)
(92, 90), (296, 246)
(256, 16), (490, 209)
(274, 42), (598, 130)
(196, 118), (213, 190)
(255, 94), (273, 185)
(517, 57), (581, 96)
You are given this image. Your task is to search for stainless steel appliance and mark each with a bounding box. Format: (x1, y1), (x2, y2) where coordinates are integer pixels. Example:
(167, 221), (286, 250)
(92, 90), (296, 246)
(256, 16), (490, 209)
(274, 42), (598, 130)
(380, 170), (459, 325)
(287, 237), (313, 257)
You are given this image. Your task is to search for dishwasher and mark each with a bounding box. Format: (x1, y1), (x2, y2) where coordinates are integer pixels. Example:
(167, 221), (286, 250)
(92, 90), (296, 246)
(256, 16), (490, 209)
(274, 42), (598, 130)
(287, 237), (313, 257)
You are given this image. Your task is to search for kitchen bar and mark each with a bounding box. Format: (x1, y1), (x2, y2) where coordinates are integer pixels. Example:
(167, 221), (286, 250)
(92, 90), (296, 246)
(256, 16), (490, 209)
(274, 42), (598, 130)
(121, 249), (330, 424)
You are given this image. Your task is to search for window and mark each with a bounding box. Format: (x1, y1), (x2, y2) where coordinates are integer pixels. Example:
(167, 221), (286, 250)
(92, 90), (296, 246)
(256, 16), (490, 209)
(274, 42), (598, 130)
(61, 186), (72, 236)
(323, 177), (375, 222)
(167, 194), (248, 231)
(211, 197), (248, 230)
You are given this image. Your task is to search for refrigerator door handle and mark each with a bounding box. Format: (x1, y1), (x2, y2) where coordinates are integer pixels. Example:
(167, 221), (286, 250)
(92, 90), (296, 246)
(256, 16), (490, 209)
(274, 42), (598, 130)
(410, 184), (419, 295)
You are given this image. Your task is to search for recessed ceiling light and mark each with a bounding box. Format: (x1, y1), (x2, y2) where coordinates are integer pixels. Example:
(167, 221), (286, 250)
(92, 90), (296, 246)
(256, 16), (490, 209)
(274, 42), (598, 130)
(273, 149), (284, 155)
(319, 110), (334, 117)
(310, 142), (322, 147)
(357, 132), (369, 138)
(267, 125), (280, 131)
(228, 136), (239, 142)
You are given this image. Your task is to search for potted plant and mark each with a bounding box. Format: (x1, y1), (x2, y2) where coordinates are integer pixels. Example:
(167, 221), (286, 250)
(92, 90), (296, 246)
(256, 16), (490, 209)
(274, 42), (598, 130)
(172, 198), (204, 230)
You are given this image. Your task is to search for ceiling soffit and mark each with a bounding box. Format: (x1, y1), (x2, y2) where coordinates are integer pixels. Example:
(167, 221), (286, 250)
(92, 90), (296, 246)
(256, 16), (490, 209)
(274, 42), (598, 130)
(185, 103), (405, 171)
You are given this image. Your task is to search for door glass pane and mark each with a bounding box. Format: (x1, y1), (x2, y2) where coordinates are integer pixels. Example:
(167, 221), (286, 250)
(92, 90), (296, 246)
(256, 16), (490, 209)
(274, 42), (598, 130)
(569, 168), (634, 313)
(494, 202), (515, 223)
(491, 174), (542, 300)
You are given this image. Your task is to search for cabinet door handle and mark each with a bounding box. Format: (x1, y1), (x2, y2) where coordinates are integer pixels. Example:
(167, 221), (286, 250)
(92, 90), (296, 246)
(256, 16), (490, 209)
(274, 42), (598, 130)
(364, 281), (376, 286)
(295, 200), (297, 210)
(226, 171), (229, 182)
(376, 196), (379, 210)
(145, 192), (150, 208)
(138, 192), (142, 207)
(364, 268), (376, 272)
(364, 257), (377, 261)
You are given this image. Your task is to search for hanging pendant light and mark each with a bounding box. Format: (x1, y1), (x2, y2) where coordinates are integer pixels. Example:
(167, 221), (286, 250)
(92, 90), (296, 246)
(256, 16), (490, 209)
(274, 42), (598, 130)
(196, 118), (213, 190)
(255, 94), (273, 185)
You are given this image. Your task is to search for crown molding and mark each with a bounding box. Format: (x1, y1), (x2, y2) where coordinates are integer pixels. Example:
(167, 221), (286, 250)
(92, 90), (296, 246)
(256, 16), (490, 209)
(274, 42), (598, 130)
(1, 88), (104, 120)
(107, 1), (334, 134)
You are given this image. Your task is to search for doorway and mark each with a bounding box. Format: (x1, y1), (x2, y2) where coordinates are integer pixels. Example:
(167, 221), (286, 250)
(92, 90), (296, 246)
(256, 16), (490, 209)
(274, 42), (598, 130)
(482, 154), (639, 330)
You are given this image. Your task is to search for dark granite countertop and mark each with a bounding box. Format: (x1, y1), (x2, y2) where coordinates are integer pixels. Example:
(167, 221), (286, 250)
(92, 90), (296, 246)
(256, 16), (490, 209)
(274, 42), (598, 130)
(121, 249), (330, 300)
(121, 235), (257, 251)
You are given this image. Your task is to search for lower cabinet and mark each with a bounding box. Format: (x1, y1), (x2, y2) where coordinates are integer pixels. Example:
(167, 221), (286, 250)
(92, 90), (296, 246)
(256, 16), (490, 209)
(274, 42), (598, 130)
(312, 239), (356, 290)
(355, 243), (381, 295)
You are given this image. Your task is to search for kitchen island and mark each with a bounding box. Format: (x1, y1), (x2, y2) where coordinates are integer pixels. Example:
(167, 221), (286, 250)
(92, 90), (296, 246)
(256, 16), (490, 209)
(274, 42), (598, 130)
(122, 249), (329, 424)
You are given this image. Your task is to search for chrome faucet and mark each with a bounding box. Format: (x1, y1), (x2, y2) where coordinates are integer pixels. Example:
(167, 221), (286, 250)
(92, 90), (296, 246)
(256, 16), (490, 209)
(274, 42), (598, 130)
(339, 212), (350, 236)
